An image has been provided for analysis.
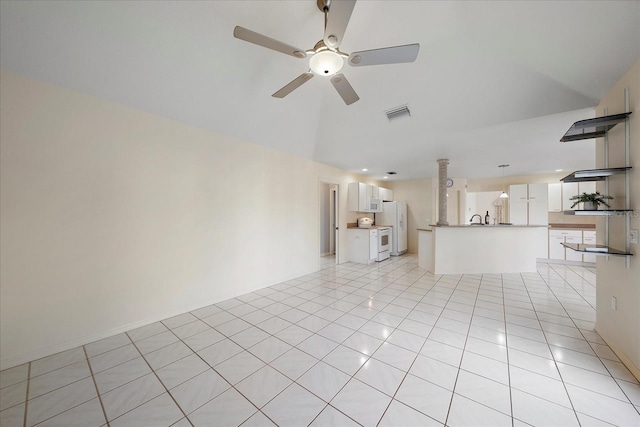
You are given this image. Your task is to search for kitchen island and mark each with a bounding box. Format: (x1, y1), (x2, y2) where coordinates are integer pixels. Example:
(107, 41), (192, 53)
(418, 225), (548, 274)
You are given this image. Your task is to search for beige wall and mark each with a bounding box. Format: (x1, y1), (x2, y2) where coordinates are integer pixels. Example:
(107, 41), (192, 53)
(594, 60), (640, 379)
(387, 178), (434, 253)
(0, 71), (367, 369)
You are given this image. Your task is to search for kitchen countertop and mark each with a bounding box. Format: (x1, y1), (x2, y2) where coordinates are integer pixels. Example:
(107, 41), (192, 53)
(548, 223), (596, 229)
(347, 225), (392, 229)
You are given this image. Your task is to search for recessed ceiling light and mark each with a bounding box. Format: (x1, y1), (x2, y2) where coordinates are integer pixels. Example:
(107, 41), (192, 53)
(383, 176), (389, 179)
(362, 168), (368, 172)
(555, 169), (563, 172)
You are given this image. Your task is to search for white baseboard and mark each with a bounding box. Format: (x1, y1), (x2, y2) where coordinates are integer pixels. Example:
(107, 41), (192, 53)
(595, 325), (640, 382)
(1, 264), (324, 371)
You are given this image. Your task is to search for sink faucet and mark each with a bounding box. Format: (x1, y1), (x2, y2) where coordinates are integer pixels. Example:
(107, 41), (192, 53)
(469, 214), (483, 225)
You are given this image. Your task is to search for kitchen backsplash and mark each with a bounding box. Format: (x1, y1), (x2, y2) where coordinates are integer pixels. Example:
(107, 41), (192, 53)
(548, 212), (596, 226)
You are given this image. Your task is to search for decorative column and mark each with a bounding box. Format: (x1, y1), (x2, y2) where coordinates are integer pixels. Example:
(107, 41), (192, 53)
(437, 159), (449, 226)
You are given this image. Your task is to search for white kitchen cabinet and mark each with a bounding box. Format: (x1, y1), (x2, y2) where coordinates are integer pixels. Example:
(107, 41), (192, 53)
(510, 200), (528, 225)
(348, 182), (367, 212)
(379, 187), (394, 202)
(565, 235), (584, 262)
(529, 199), (548, 225)
(367, 184), (379, 199)
(347, 228), (378, 264)
(548, 183), (562, 212)
(509, 184), (548, 225)
(582, 230), (597, 263)
(528, 183), (548, 201)
(528, 184), (549, 225)
(549, 233), (566, 260)
(510, 184), (528, 201)
(348, 182), (383, 212)
(548, 229), (583, 262)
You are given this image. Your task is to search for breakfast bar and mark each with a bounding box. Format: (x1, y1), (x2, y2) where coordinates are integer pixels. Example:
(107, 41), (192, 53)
(418, 225), (547, 274)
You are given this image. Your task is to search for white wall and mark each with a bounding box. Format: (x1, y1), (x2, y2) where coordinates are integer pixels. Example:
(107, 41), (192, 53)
(0, 71), (364, 369)
(594, 60), (640, 379)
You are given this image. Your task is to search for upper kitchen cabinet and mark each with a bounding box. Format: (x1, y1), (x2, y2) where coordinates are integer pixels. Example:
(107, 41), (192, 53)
(379, 187), (394, 202)
(509, 184), (548, 225)
(348, 182), (383, 212)
(548, 183), (562, 212)
(368, 185), (379, 199)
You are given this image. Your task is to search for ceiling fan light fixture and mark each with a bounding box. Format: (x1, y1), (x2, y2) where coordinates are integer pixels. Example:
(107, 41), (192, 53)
(309, 50), (344, 76)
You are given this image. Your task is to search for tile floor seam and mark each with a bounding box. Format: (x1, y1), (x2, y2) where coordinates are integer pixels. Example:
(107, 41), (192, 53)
(82, 345), (110, 427)
(22, 362), (30, 427)
(437, 273), (473, 427)
(125, 330), (194, 426)
(156, 321), (253, 422)
(518, 269), (583, 424)
(503, 273), (515, 426)
(446, 274), (517, 421)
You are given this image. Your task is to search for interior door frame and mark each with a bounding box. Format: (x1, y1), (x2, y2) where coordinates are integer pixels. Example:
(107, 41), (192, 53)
(319, 180), (339, 266)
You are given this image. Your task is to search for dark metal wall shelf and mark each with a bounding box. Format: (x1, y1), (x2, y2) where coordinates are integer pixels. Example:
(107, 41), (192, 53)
(560, 112), (632, 142)
(558, 99), (633, 265)
(560, 167), (632, 183)
(561, 243), (632, 257)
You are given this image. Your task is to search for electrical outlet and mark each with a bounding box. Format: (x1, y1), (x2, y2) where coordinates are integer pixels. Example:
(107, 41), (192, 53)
(611, 296), (617, 311)
(629, 230), (638, 245)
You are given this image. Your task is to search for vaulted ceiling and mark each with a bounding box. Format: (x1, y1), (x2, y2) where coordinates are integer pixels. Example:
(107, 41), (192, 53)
(1, 1), (639, 180)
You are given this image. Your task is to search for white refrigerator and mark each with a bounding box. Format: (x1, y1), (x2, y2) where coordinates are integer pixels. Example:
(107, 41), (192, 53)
(379, 201), (408, 256)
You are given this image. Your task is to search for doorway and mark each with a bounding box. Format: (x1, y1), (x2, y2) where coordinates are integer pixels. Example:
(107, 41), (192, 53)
(320, 182), (339, 267)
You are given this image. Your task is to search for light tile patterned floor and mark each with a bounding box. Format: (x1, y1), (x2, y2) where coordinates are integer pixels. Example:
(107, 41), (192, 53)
(1, 255), (639, 426)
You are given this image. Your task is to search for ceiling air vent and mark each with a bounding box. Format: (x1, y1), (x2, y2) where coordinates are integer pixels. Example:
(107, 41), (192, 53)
(385, 105), (411, 121)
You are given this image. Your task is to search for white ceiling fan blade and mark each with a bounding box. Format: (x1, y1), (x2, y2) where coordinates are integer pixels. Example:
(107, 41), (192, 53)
(348, 43), (420, 67)
(330, 73), (359, 105)
(324, 0), (357, 49)
(234, 26), (307, 58)
(272, 73), (314, 98)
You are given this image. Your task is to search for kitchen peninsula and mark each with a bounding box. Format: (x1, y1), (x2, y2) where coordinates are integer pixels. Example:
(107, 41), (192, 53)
(418, 225), (547, 274)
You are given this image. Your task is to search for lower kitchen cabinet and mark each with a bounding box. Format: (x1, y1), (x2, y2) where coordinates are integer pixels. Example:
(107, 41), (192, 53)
(347, 228), (378, 264)
(548, 229), (595, 263)
(565, 235), (584, 261)
(582, 230), (597, 263)
(549, 231), (569, 260)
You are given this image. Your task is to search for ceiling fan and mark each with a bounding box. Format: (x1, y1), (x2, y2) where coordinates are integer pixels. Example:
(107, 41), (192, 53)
(233, 0), (420, 105)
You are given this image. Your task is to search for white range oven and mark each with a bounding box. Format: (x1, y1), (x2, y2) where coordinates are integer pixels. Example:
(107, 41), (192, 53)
(376, 227), (391, 261)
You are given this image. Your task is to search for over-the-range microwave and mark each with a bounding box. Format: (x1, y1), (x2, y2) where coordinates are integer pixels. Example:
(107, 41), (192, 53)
(368, 197), (381, 212)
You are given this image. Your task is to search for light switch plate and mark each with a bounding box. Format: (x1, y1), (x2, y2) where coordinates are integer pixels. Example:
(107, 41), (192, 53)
(630, 230), (638, 245)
